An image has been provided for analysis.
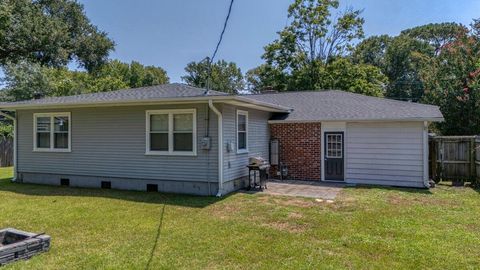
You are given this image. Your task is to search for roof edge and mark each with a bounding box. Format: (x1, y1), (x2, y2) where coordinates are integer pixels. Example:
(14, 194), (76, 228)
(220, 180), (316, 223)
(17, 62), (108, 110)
(0, 95), (291, 112)
(268, 117), (444, 124)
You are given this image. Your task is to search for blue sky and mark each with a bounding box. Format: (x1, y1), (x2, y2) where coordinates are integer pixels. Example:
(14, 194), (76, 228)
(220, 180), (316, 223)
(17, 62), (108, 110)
(79, 0), (480, 83)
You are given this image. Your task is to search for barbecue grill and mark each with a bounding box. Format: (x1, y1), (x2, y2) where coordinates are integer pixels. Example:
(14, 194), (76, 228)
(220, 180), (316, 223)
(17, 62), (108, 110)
(247, 157), (270, 190)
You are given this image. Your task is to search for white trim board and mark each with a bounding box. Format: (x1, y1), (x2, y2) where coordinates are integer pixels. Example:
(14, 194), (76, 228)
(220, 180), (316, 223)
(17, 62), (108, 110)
(33, 112), (71, 153)
(145, 109), (197, 156)
(236, 109), (249, 154)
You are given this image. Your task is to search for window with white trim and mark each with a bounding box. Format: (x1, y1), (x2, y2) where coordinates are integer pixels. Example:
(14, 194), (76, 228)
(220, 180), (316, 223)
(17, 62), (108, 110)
(236, 110), (248, 153)
(326, 134), (343, 158)
(34, 113), (71, 152)
(146, 109), (196, 155)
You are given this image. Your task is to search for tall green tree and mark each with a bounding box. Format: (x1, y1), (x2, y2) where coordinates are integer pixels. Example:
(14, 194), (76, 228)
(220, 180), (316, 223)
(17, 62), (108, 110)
(421, 22), (480, 135)
(0, 0), (114, 71)
(1, 60), (169, 101)
(353, 23), (468, 101)
(351, 35), (392, 71)
(319, 58), (387, 97)
(94, 60), (169, 90)
(248, 0), (385, 96)
(182, 58), (244, 94)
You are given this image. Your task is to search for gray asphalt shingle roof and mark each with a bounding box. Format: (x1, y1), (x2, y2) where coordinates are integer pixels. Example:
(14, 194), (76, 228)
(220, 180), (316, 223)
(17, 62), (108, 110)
(0, 83), (228, 107)
(245, 90), (443, 121)
(0, 83), (443, 121)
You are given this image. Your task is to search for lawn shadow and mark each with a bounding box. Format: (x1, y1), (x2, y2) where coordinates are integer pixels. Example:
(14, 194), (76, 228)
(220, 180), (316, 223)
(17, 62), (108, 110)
(0, 178), (229, 208)
(343, 184), (434, 195)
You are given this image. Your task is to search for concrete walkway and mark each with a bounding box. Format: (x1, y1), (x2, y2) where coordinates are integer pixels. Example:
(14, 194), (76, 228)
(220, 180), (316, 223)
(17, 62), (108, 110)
(247, 180), (346, 200)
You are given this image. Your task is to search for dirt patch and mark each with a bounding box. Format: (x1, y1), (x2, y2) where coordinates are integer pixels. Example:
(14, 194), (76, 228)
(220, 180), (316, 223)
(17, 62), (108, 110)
(207, 202), (243, 220)
(272, 197), (317, 208)
(261, 221), (308, 233)
(386, 194), (456, 207)
(288, 212), (303, 219)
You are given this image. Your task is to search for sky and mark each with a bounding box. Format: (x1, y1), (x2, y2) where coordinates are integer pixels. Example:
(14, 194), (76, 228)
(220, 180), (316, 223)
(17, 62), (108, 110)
(78, 0), (480, 83)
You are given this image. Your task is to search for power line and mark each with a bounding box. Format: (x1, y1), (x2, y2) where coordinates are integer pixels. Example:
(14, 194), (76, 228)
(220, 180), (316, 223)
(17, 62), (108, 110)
(204, 0), (235, 94)
(210, 0), (235, 64)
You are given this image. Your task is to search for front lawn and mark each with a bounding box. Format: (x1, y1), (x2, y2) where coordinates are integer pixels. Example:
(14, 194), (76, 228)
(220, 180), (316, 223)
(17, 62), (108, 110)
(0, 167), (479, 269)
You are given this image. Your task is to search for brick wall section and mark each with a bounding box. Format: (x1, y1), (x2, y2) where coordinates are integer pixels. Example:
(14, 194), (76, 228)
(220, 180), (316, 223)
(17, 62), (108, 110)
(270, 123), (322, 180)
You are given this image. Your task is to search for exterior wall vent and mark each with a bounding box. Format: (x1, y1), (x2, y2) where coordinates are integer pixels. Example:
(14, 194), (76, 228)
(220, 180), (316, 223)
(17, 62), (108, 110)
(146, 184), (158, 192)
(60, 178), (70, 186)
(101, 181), (111, 189)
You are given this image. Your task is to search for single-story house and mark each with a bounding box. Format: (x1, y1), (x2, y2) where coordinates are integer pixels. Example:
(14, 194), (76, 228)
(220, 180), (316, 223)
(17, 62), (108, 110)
(0, 83), (444, 196)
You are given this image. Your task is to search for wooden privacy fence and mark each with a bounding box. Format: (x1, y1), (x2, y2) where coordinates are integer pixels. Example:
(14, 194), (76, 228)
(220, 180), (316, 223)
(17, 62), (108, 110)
(0, 138), (13, 167)
(429, 135), (479, 184)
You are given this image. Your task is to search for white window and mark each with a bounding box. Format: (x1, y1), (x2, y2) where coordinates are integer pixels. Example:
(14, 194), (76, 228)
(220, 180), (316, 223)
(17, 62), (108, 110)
(236, 110), (248, 153)
(326, 134), (343, 158)
(146, 109), (197, 156)
(34, 112), (71, 152)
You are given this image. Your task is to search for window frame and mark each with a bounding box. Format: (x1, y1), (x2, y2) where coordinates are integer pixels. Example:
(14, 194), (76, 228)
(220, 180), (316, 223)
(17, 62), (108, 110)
(33, 112), (71, 152)
(326, 133), (343, 158)
(236, 110), (249, 154)
(145, 109), (197, 156)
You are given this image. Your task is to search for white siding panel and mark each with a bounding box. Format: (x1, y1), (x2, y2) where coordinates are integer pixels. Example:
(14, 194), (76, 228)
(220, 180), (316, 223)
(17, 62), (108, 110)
(17, 104), (219, 182)
(346, 122), (425, 187)
(222, 105), (271, 182)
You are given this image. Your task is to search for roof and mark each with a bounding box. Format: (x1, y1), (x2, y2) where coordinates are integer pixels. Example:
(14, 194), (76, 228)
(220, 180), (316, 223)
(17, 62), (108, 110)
(246, 90), (444, 122)
(0, 83), (290, 112)
(0, 84), (443, 122)
(0, 83), (227, 106)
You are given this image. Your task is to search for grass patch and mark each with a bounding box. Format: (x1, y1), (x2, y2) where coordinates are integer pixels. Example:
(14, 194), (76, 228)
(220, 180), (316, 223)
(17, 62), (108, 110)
(0, 167), (479, 269)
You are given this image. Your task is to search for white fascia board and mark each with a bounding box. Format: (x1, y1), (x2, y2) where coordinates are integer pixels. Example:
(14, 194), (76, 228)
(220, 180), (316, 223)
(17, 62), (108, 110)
(268, 117), (444, 124)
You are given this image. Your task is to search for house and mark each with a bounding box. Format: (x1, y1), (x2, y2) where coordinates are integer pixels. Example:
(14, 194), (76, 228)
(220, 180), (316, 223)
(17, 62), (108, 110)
(0, 83), (443, 196)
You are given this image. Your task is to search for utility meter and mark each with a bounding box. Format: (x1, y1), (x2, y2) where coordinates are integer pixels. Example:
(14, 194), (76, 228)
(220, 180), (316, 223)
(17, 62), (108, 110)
(201, 137), (211, 150)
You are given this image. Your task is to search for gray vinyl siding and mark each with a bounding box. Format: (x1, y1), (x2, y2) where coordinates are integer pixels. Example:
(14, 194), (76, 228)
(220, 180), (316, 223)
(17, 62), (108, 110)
(222, 105), (271, 182)
(346, 122), (425, 187)
(17, 104), (219, 183)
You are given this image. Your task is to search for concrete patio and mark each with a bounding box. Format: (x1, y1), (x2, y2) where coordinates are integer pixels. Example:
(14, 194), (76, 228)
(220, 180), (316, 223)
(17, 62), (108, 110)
(245, 180), (346, 200)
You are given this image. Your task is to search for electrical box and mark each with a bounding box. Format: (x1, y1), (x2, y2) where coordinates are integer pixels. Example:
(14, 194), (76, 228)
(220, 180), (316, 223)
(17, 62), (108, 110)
(201, 137), (211, 150)
(226, 141), (234, 153)
(270, 139), (279, 165)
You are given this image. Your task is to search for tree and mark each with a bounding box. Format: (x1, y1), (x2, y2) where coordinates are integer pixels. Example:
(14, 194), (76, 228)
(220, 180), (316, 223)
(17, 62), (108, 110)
(247, 0), (383, 95)
(354, 23), (468, 101)
(0, 62), (52, 101)
(383, 35), (434, 101)
(246, 64), (289, 92)
(182, 58), (244, 94)
(94, 60), (169, 91)
(0, 0), (114, 71)
(319, 58), (387, 97)
(421, 22), (480, 135)
(351, 35), (392, 71)
(401, 23), (468, 54)
(257, 0), (364, 90)
(1, 60), (169, 101)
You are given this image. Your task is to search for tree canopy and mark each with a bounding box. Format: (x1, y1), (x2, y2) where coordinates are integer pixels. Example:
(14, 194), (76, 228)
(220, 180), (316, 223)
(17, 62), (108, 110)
(182, 58), (244, 94)
(1, 60), (169, 101)
(0, 0), (114, 71)
(246, 0), (385, 96)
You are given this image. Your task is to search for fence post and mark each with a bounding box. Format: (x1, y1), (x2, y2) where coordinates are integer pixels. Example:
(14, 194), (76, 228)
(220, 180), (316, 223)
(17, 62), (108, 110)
(470, 137), (476, 182)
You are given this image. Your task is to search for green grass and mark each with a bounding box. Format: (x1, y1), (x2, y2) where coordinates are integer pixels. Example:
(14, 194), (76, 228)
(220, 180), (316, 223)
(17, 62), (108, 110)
(0, 167), (479, 269)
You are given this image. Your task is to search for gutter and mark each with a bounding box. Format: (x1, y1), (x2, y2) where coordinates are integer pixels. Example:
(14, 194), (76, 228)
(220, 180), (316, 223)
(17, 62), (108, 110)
(0, 111), (16, 182)
(208, 100), (224, 197)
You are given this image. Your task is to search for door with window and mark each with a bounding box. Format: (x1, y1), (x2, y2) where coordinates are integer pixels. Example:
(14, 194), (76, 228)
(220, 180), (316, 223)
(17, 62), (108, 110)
(324, 132), (344, 181)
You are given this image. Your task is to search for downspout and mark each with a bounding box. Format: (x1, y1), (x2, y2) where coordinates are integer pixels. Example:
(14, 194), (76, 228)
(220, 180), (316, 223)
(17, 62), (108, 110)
(0, 111), (16, 182)
(422, 121), (430, 188)
(208, 100), (224, 196)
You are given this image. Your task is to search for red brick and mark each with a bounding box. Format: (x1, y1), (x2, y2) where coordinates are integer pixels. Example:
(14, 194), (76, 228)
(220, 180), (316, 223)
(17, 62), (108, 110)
(270, 123), (321, 181)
